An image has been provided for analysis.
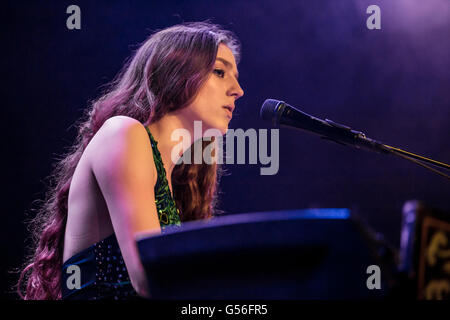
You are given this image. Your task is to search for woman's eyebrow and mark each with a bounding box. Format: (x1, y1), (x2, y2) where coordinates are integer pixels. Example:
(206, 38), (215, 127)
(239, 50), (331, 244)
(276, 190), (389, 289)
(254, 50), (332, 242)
(216, 57), (239, 79)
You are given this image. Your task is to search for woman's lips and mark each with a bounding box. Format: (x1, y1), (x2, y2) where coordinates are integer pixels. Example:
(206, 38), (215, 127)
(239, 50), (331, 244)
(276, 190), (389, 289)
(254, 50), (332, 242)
(223, 106), (233, 119)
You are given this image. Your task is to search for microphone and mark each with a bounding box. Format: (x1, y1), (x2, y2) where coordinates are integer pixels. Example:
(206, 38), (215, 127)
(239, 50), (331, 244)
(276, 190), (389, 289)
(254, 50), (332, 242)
(260, 99), (390, 154)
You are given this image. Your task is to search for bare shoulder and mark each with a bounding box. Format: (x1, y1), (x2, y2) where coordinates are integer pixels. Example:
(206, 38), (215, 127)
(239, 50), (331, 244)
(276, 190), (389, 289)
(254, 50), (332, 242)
(87, 115), (156, 180)
(89, 115), (150, 156)
(97, 115), (147, 141)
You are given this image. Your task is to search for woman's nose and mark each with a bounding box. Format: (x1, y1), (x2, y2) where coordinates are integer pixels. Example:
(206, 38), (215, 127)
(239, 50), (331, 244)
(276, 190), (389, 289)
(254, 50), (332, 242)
(229, 78), (244, 99)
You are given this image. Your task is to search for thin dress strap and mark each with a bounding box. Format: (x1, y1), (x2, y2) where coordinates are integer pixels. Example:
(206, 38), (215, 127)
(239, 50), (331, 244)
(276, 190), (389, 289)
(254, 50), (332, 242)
(145, 126), (182, 229)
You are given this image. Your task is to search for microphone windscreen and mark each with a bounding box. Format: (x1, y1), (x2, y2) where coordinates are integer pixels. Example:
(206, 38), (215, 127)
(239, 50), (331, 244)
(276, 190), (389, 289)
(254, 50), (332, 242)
(260, 99), (282, 121)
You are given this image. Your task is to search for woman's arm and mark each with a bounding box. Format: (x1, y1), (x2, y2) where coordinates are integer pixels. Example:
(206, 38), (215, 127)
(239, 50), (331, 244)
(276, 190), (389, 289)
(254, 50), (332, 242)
(89, 115), (161, 298)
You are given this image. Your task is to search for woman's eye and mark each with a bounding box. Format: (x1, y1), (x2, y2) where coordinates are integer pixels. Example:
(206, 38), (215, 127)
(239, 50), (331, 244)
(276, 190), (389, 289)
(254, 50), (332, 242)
(213, 69), (225, 78)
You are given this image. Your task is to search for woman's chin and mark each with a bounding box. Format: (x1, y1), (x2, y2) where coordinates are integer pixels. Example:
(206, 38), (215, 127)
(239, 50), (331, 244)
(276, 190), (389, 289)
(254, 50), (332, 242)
(203, 122), (228, 138)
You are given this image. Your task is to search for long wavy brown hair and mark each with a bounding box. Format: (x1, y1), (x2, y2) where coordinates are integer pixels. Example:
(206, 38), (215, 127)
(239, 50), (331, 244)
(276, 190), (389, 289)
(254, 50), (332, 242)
(16, 21), (241, 300)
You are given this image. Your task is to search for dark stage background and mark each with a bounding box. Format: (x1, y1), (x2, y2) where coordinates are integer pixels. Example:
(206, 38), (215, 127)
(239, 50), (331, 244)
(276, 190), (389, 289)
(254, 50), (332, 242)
(2, 0), (449, 298)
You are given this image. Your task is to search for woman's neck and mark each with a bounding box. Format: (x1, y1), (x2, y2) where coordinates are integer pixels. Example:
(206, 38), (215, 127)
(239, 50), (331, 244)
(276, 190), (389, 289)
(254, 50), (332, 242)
(146, 112), (196, 180)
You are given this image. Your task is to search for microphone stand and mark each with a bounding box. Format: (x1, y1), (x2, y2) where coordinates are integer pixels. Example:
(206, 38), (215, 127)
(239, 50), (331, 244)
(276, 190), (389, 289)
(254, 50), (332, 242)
(381, 144), (450, 180)
(321, 119), (450, 180)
